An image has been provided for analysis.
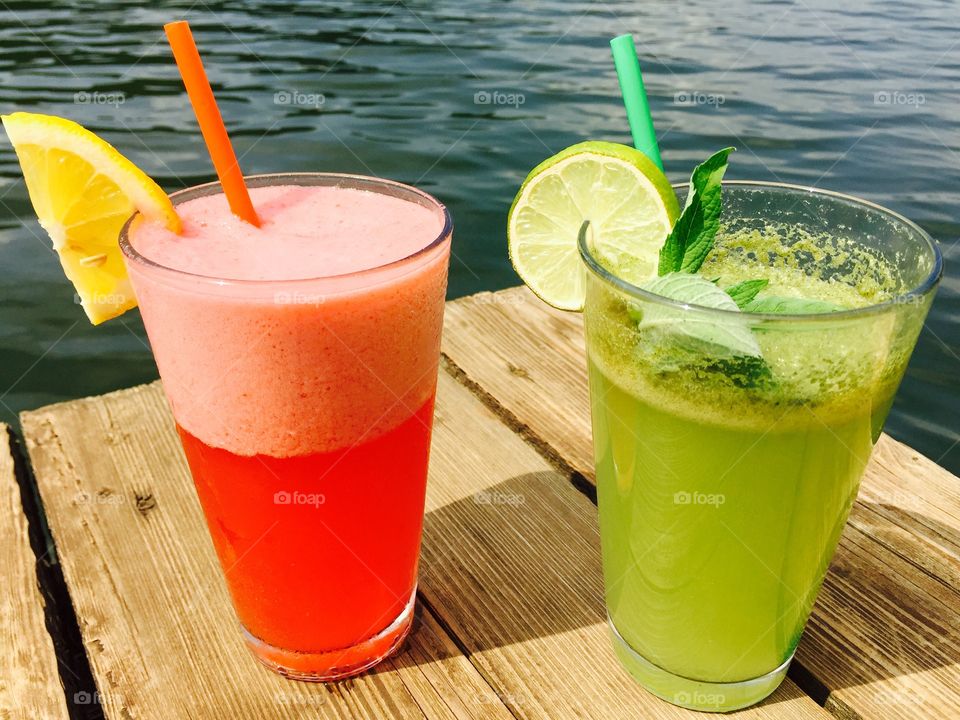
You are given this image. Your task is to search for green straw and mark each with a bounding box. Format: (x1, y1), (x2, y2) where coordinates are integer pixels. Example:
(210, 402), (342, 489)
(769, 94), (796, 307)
(610, 34), (663, 170)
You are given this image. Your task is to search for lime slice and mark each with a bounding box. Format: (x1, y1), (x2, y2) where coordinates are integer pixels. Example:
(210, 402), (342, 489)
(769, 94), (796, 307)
(508, 141), (679, 311)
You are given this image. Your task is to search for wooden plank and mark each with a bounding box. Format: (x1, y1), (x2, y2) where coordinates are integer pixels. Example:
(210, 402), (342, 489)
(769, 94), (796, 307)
(20, 385), (512, 720)
(442, 286), (960, 720)
(0, 425), (70, 720)
(442, 288), (591, 475)
(19, 376), (828, 719)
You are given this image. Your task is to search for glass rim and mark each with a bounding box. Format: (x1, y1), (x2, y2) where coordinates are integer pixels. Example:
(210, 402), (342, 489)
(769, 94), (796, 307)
(119, 172), (453, 286)
(578, 180), (943, 322)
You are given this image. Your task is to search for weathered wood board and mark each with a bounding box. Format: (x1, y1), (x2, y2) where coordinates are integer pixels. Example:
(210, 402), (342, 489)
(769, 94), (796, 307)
(0, 425), (69, 720)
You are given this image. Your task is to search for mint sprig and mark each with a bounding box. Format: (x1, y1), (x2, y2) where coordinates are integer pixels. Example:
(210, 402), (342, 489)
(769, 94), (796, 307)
(655, 148), (770, 312)
(658, 147), (735, 275)
(631, 148), (848, 390)
(640, 148), (770, 365)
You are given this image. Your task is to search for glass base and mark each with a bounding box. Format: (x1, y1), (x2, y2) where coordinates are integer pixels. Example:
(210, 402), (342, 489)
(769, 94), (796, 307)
(242, 588), (416, 682)
(608, 616), (793, 712)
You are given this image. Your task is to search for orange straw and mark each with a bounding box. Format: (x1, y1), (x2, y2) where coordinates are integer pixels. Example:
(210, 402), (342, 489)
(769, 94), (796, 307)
(164, 20), (260, 227)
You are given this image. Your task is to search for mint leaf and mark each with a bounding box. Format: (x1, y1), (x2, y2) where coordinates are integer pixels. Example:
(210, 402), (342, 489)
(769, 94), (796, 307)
(725, 279), (769, 308)
(743, 296), (844, 314)
(639, 272), (761, 358)
(657, 147), (735, 276)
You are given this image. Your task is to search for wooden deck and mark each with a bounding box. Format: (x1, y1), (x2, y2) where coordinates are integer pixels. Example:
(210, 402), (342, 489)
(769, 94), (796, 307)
(6, 287), (959, 719)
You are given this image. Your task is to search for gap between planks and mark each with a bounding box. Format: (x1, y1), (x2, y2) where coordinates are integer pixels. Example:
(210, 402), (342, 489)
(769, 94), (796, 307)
(0, 425), (72, 720)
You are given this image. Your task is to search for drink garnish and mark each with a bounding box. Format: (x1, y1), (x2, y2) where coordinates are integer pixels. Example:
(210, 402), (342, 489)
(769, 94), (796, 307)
(626, 149), (848, 387)
(648, 147), (846, 316)
(1, 112), (180, 324)
(657, 147), (734, 275)
(3, 23), (261, 324)
(507, 140), (679, 311)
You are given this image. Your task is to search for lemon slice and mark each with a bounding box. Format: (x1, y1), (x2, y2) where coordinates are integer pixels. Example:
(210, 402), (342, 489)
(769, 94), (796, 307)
(2, 112), (180, 324)
(507, 141), (679, 311)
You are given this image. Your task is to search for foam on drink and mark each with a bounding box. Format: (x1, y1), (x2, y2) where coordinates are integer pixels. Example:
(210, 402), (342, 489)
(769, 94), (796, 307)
(128, 183), (449, 458)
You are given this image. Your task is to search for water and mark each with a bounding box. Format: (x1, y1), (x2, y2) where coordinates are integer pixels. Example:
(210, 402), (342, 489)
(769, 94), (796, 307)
(0, 0), (957, 473)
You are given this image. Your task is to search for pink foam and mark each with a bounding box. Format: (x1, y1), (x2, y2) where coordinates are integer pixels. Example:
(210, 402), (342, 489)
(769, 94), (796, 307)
(126, 183), (450, 457)
(132, 184), (443, 280)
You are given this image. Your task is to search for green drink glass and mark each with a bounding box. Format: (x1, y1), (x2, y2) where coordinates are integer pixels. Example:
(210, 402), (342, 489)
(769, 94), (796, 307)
(580, 182), (942, 712)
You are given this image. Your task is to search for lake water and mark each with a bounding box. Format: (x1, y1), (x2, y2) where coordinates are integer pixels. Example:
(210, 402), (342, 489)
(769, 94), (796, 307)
(0, 0), (957, 473)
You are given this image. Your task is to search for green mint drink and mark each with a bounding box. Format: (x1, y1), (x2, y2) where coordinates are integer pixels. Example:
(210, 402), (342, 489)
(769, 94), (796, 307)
(590, 359), (872, 670)
(581, 182), (940, 711)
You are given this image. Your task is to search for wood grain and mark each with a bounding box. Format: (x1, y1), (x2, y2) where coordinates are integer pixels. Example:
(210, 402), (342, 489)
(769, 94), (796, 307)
(442, 286), (960, 720)
(20, 386), (512, 720)
(0, 424), (69, 720)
